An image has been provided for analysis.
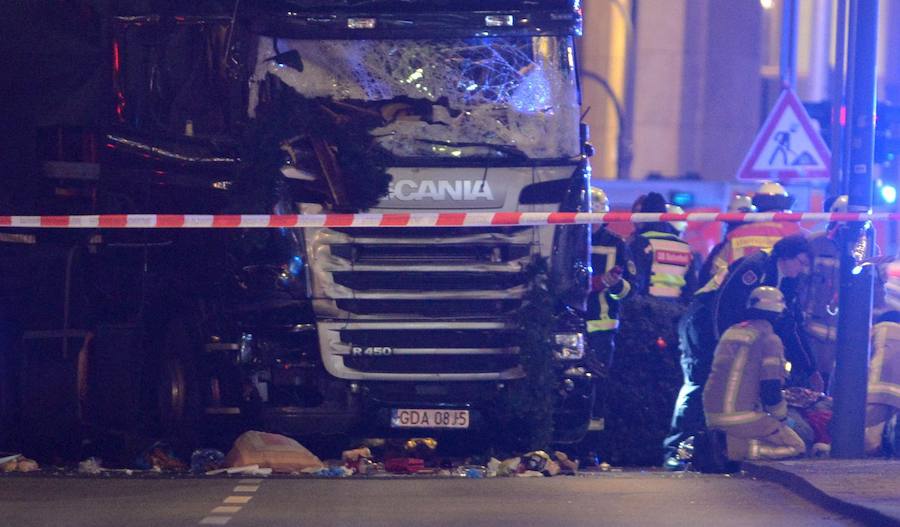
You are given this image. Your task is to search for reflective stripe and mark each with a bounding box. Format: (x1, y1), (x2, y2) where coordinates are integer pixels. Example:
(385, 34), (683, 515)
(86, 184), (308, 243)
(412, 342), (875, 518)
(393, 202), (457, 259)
(724, 343), (750, 414)
(707, 411), (765, 427)
(696, 269), (726, 294)
(591, 246), (617, 272)
(644, 238), (689, 252)
(587, 319), (619, 332)
(762, 357), (783, 367)
(869, 383), (900, 399)
(870, 324), (890, 384)
(649, 285), (681, 298)
(609, 279), (631, 300)
(749, 442), (800, 460)
(731, 235), (781, 252)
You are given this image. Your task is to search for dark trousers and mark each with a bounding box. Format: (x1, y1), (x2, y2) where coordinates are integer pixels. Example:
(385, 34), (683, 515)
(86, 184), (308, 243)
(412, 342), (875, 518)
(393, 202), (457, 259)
(663, 299), (715, 460)
(587, 330), (616, 419)
(662, 356), (709, 458)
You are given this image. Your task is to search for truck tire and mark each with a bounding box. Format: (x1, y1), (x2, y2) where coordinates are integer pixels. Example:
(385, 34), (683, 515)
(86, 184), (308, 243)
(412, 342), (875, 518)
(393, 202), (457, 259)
(156, 316), (204, 445)
(0, 319), (23, 450)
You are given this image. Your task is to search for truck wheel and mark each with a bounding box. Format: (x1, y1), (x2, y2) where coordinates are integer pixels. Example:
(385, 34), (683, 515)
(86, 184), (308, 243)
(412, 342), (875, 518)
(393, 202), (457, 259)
(0, 320), (23, 450)
(156, 317), (203, 443)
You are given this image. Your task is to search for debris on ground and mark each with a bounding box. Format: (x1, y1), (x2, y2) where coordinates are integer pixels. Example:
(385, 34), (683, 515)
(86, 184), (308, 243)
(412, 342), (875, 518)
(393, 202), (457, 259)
(135, 442), (187, 472)
(78, 457), (104, 475)
(553, 451), (579, 475)
(225, 431), (324, 473)
(384, 457), (425, 474)
(204, 464), (273, 476)
(190, 449), (226, 475)
(0, 454), (39, 473)
(341, 447), (372, 474)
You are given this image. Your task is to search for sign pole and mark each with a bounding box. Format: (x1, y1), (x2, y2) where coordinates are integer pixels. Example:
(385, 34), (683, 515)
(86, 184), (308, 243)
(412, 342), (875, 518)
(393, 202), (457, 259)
(828, 0), (849, 197)
(780, 0), (799, 88)
(831, 0), (878, 459)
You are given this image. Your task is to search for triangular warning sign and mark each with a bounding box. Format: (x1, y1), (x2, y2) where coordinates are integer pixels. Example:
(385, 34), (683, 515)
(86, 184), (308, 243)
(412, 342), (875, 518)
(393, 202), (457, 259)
(736, 89), (831, 181)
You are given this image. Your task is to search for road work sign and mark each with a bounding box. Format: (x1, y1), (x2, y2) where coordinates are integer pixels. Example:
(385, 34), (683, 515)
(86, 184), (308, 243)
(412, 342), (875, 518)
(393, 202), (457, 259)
(737, 89), (831, 181)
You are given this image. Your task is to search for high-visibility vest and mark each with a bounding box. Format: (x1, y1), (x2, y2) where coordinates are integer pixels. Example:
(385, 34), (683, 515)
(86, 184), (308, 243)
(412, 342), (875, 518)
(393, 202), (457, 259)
(701, 221), (802, 295)
(642, 232), (693, 299)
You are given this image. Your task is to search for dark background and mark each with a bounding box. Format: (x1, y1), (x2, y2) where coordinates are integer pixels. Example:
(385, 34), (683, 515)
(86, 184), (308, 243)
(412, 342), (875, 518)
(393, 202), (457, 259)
(0, 1), (232, 213)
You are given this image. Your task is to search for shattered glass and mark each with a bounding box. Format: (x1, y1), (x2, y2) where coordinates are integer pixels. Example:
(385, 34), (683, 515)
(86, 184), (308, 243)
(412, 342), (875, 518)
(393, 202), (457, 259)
(249, 36), (580, 160)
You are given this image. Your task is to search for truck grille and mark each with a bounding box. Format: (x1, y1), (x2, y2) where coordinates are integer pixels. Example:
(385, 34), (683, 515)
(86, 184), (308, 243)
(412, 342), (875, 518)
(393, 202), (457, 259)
(307, 225), (536, 381)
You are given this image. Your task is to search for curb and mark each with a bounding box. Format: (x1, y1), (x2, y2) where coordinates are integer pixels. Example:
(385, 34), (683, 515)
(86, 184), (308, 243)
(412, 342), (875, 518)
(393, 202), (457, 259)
(742, 462), (900, 527)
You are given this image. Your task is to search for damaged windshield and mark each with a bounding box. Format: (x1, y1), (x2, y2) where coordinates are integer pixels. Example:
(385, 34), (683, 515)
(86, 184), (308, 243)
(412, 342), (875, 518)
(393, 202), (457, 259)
(249, 36), (581, 160)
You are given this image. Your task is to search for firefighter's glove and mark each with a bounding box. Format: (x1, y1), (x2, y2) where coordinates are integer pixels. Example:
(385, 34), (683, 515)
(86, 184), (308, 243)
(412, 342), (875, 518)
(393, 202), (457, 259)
(591, 266), (623, 293)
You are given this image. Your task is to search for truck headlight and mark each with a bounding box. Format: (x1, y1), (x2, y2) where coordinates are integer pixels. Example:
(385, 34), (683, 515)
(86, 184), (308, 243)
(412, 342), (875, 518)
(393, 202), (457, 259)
(553, 333), (584, 360)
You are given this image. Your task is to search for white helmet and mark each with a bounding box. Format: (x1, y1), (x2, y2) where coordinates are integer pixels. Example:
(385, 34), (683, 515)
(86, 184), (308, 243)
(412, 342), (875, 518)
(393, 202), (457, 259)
(727, 194), (756, 213)
(747, 286), (786, 314)
(752, 181), (794, 212)
(665, 204), (687, 234)
(828, 195), (849, 213)
(591, 187), (610, 213)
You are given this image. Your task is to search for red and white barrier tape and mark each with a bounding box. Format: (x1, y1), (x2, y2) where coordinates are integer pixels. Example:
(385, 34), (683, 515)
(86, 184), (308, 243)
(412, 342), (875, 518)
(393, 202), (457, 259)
(0, 212), (898, 229)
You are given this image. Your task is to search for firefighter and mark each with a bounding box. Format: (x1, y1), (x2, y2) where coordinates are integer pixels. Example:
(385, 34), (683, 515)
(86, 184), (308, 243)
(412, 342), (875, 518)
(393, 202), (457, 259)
(865, 310), (900, 454)
(803, 195), (887, 389)
(703, 286), (806, 461)
(585, 187), (634, 374)
(698, 194), (756, 287)
(701, 182), (802, 293)
(628, 192), (697, 302)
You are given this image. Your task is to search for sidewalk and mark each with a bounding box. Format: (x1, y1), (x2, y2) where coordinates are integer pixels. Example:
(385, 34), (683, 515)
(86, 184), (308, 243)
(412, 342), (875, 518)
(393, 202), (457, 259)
(743, 459), (900, 526)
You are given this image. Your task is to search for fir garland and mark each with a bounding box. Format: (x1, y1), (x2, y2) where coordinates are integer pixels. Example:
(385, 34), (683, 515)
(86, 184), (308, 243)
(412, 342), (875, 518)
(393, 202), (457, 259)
(497, 257), (558, 453)
(594, 296), (685, 466)
(234, 77), (392, 212)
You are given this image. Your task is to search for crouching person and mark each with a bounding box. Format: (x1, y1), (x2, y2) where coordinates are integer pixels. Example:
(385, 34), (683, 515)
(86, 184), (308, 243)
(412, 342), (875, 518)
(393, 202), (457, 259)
(703, 286), (806, 461)
(866, 310), (900, 454)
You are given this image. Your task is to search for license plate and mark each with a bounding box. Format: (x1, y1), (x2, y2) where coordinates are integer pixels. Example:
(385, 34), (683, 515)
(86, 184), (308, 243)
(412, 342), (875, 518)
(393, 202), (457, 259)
(390, 408), (470, 429)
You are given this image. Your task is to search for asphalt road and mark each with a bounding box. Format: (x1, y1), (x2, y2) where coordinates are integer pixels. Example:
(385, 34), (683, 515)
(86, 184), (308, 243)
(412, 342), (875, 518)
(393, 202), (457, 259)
(0, 471), (858, 527)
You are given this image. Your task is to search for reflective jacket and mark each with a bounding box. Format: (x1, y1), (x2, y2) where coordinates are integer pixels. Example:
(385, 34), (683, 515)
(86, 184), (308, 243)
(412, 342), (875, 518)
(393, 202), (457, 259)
(868, 321), (900, 409)
(702, 221), (802, 293)
(587, 227), (633, 332)
(629, 228), (696, 301)
(704, 319), (787, 428)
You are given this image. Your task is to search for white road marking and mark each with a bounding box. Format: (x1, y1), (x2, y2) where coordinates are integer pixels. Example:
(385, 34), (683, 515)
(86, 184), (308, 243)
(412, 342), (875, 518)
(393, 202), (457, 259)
(211, 506), (242, 514)
(199, 516), (231, 525)
(233, 485), (260, 493)
(223, 495), (253, 504)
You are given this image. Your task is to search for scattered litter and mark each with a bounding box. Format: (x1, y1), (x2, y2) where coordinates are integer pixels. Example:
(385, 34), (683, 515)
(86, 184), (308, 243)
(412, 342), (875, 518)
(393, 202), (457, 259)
(78, 457), (104, 475)
(553, 451), (579, 475)
(15, 458), (39, 473)
(342, 447), (372, 474)
(517, 470), (544, 477)
(486, 457), (501, 478)
(135, 442), (187, 472)
(0, 454), (39, 473)
(599, 462), (612, 471)
(522, 451), (551, 473)
(225, 431), (324, 473)
(385, 457), (425, 474)
(0, 454), (22, 467)
(307, 465), (354, 478)
(191, 449), (226, 474)
(497, 457), (521, 477)
(205, 464), (273, 476)
(454, 465), (486, 478)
